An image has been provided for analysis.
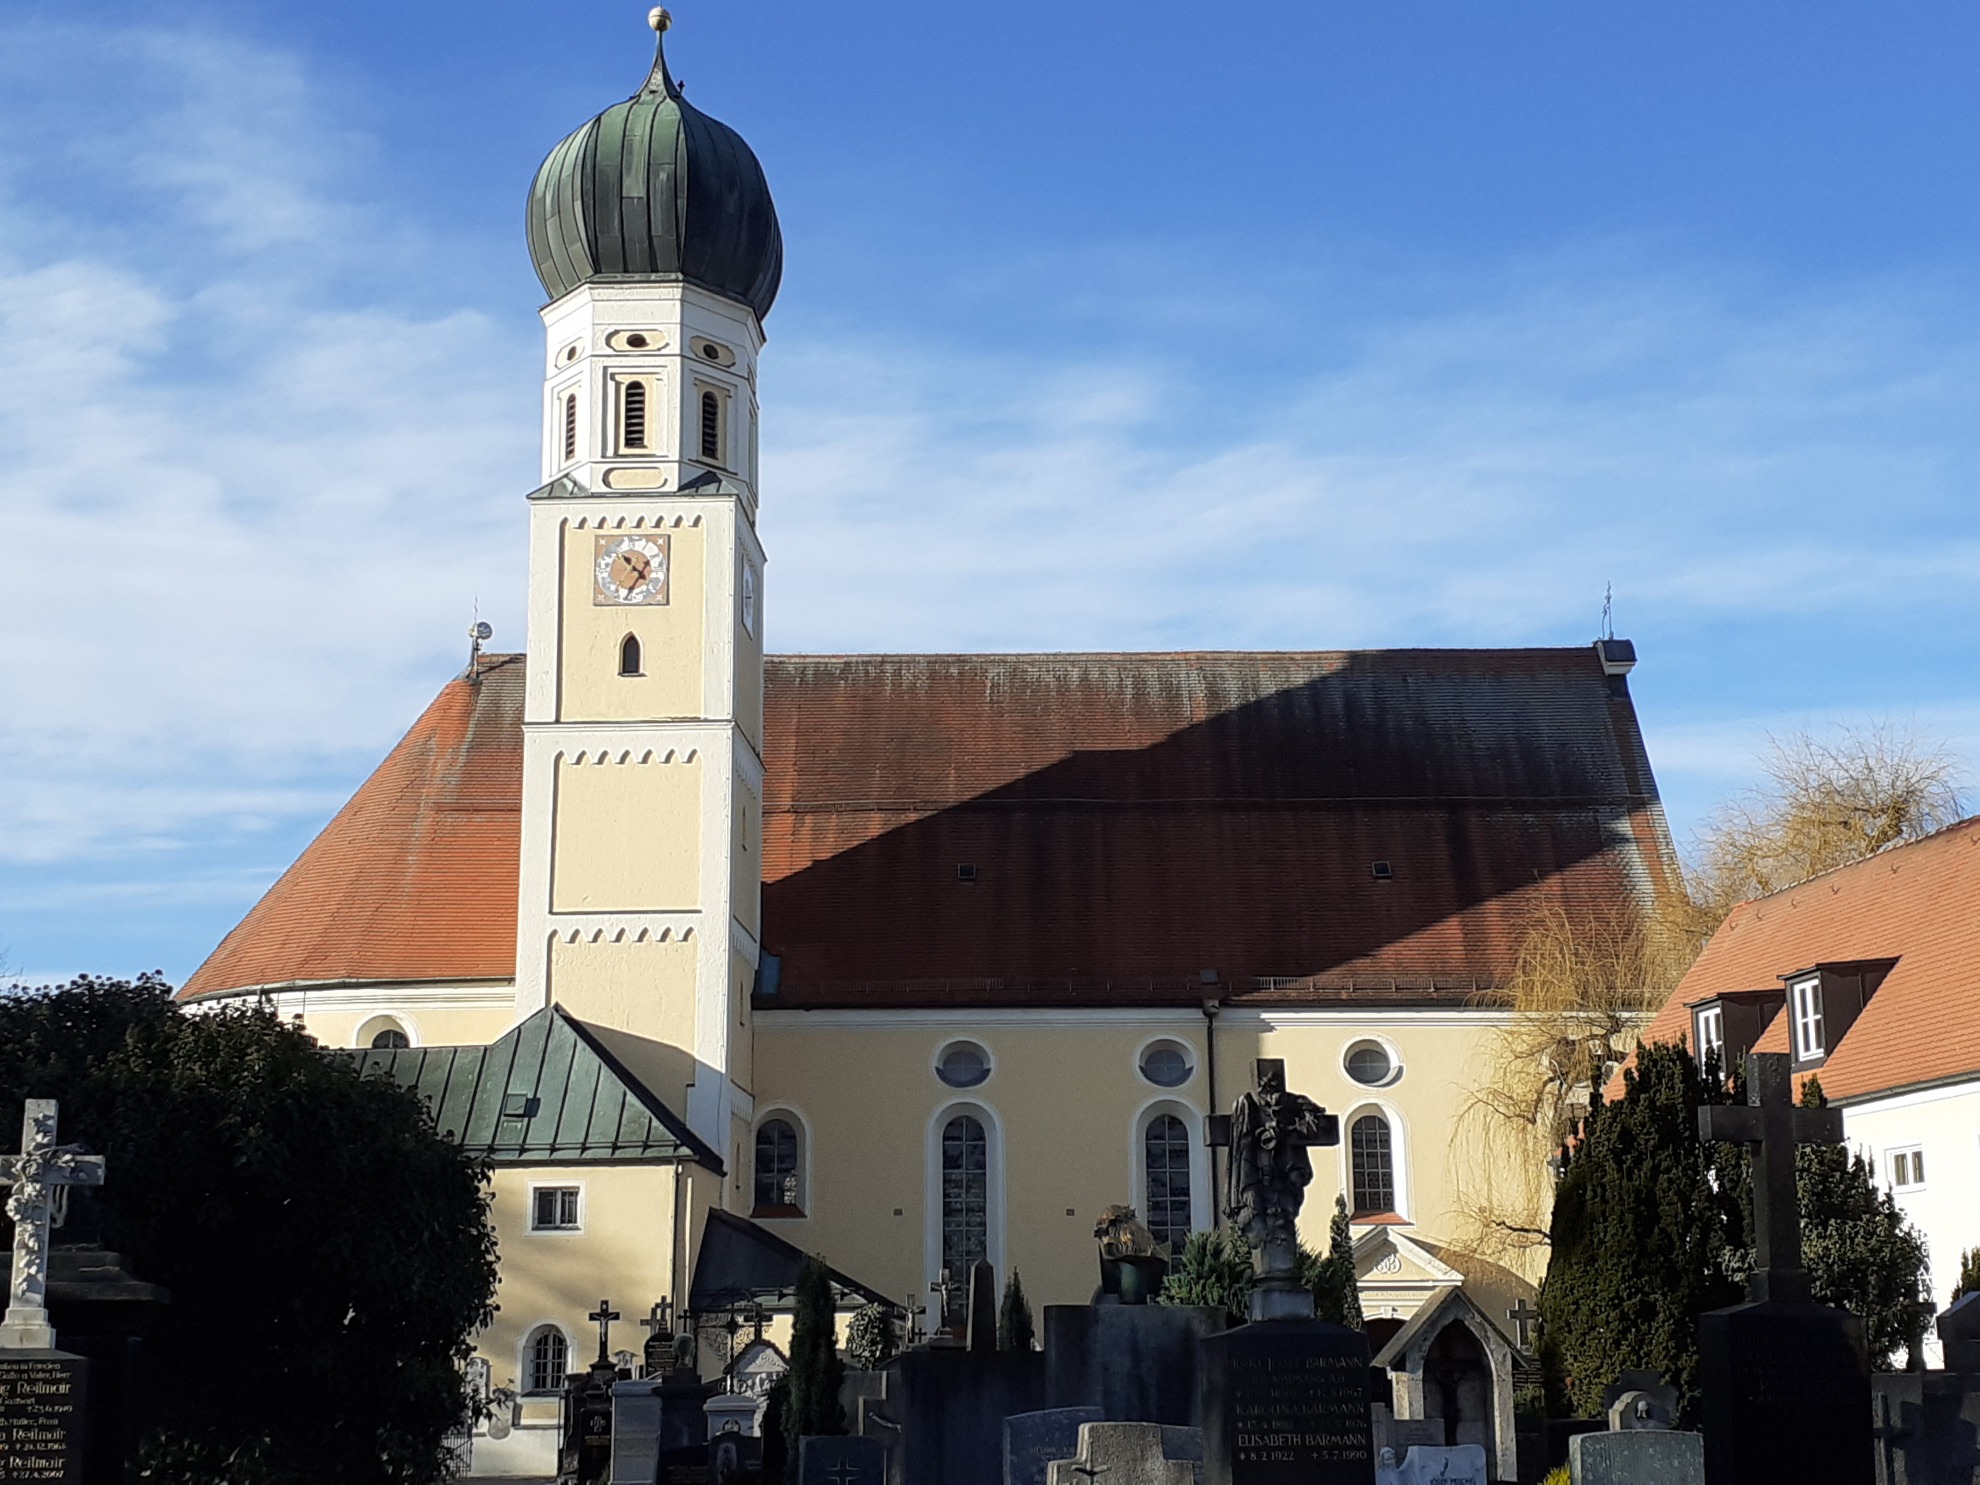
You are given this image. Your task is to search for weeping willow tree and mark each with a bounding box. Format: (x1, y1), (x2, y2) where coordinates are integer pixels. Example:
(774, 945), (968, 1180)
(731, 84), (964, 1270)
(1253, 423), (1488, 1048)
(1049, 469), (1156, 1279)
(1453, 901), (1689, 1267)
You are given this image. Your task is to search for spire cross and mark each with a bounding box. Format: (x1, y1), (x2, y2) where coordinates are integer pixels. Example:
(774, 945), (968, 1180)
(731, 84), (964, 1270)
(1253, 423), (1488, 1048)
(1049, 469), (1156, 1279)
(1698, 1052), (1844, 1303)
(589, 1299), (622, 1364)
(0, 1100), (107, 1350)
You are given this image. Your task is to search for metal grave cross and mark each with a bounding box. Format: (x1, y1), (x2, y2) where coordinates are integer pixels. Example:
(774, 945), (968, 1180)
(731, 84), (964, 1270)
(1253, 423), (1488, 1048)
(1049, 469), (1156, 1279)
(901, 1291), (927, 1345)
(0, 1099), (107, 1351)
(589, 1299), (621, 1365)
(641, 1300), (671, 1341)
(929, 1270), (959, 1332)
(1698, 1051), (1844, 1303)
(1507, 1300), (1540, 1349)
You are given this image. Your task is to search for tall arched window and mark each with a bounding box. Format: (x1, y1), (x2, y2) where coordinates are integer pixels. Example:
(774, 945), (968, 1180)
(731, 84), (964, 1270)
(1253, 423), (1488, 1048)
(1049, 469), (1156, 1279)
(621, 380), (648, 450)
(562, 392), (578, 463)
(940, 1113), (988, 1324)
(754, 1118), (802, 1214)
(618, 633), (642, 677)
(1143, 1113), (1192, 1253)
(1351, 1113), (1395, 1217)
(525, 1326), (568, 1394)
(699, 390), (722, 462)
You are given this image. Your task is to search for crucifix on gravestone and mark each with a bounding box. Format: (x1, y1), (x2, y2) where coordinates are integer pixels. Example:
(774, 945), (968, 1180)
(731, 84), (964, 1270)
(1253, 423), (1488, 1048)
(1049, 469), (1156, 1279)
(1, 1099), (107, 1351)
(901, 1291), (926, 1346)
(929, 1270), (959, 1334)
(640, 1301), (671, 1377)
(588, 1298), (621, 1366)
(1698, 1051), (1844, 1303)
(1507, 1299), (1540, 1349)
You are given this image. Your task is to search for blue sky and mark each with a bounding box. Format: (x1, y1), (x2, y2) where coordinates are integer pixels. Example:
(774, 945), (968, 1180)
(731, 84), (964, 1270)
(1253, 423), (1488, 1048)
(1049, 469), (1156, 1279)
(3, 1), (1978, 984)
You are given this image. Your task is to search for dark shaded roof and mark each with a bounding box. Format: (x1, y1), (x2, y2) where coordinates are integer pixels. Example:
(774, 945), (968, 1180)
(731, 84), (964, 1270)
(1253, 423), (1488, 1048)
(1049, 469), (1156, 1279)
(1372, 1286), (1522, 1368)
(348, 1005), (722, 1170)
(688, 1209), (892, 1313)
(759, 648), (1677, 1007)
(527, 25), (782, 318)
(182, 657), (523, 1000)
(1625, 815), (1980, 1102)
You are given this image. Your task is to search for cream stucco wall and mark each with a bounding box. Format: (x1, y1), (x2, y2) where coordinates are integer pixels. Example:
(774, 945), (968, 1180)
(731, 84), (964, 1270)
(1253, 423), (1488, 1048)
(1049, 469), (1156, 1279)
(558, 518), (707, 724)
(550, 752), (702, 912)
(238, 984), (516, 1052)
(546, 936), (698, 1076)
(750, 1006), (1522, 1315)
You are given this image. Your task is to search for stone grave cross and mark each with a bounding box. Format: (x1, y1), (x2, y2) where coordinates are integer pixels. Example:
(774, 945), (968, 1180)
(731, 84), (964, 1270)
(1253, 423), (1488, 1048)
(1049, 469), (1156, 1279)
(1, 1099), (106, 1350)
(1698, 1051), (1844, 1303)
(1506, 1300), (1539, 1349)
(589, 1298), (621, 1365)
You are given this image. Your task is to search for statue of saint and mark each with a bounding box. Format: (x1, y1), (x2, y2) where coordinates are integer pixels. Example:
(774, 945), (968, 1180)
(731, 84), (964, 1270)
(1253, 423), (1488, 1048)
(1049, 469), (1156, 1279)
(1224, 1059), (1338, 1320)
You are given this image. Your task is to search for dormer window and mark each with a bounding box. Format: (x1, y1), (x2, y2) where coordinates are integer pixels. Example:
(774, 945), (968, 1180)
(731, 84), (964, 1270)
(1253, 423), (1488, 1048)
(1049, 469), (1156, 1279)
(1791, 977), (1825, 1061)
(1694, 1005), (1724, 1066)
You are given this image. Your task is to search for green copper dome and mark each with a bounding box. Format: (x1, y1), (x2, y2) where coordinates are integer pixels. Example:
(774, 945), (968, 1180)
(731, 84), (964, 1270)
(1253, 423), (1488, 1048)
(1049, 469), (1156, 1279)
(526, 16), (783, 319)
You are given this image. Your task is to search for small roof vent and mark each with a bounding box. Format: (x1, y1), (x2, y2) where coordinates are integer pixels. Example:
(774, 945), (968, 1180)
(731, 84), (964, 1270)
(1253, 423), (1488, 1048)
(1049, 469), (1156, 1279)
(1371, 861), (1394, 881)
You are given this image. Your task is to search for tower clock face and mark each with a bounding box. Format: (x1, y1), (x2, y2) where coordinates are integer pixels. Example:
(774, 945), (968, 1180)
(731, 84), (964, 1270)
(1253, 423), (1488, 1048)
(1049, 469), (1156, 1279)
(593, 533), (670, 606)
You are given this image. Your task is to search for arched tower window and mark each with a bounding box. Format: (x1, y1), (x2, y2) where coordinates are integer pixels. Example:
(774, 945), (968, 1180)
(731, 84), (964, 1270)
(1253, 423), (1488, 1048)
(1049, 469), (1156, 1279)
(1351, 1112), (1395, 1217)
(1142, 1113), (1192, 1253)
(524, 1326), (568, 1394)
(562, 392), (578, 463)
(753, 1118), (802, 1214)
(621, 380), (648, 451)
(940, 1113), (988, 1325)
(618, 633), (642, 677)
(369, 1027), (410, 1050)
(699, 390), (722, 463)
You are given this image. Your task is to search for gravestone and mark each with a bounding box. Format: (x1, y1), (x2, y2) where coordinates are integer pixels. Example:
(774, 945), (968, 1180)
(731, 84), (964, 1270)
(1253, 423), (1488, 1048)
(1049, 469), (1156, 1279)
(1005, 1406), (1102, 1485)
(1395, 1443), (1486, 1483)
(1567, 1430), (1703, 1485)
(1696, 1053), (1873, 1485)
(1869, 1370), (1980, 1485)
(1390, 1420), (1446, 1456)
(610, 1380), (665, 1485)
(1199, 1320), (1376, 1485)
(1598, 1370), (1676, 1425)
(967, 1261), (998, 1355)
(1045, 1422), (1195, 1485)
(0, 1352), (87, 1485)
(1605, 1391), (1675, 1432)
(1940, 1295), (1980, 1374)
(797, 1433), (886, 1485)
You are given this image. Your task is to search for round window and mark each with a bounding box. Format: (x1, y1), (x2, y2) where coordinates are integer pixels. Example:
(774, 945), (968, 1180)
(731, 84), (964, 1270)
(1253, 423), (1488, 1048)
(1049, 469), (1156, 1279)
(936, 1042), (991, 1088)
(1138, 1041), (1194, 1088)
(625, 333), (649, 349)
(1345, 1041), (1395, 1086)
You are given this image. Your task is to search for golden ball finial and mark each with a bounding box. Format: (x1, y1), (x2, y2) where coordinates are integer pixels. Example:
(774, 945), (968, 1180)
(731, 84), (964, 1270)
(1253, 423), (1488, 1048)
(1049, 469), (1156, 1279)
(648, 7), (672, 32)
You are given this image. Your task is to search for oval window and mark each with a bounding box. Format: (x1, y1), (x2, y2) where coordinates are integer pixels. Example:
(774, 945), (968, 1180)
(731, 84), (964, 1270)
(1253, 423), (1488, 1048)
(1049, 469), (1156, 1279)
(1345, 1041), (1395, 1086)
(1139, 1041), (1193, 1088)
(936, 1042), (991, 1088)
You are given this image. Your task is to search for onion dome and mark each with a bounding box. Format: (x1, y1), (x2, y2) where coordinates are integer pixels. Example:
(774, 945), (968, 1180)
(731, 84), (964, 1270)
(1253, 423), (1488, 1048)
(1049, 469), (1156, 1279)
(526, 9), (783, 319)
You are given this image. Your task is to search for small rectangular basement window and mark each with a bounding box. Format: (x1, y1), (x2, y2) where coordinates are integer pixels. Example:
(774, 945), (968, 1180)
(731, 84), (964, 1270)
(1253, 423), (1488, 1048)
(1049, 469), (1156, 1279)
(532, 1186), (581, 1231)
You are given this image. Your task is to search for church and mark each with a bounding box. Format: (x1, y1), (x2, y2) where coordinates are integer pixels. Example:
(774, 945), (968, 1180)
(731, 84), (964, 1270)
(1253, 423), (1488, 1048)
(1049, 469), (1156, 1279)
(179, 15), (1678, 1476)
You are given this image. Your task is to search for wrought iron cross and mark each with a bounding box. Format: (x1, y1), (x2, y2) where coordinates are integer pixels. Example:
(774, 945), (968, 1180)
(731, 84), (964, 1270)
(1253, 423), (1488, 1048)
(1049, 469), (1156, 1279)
(1698, 1052), (1844, 1303)
(588, 1299), (621, 1364)
(1506, 1300), (1540, 1349)
(0, 1099), (106, 1351)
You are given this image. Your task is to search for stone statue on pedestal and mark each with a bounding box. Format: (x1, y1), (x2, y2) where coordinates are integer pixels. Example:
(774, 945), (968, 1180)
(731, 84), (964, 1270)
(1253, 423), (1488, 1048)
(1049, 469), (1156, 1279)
(1224, 1059), (1338, 1322)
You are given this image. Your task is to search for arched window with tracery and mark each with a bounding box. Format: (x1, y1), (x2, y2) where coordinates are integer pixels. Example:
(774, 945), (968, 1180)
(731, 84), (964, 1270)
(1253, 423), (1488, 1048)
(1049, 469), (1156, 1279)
(1142, 1113), (1192, 1253)
(525, 1326), (568, 1394)
(754, 1117), (802, 1214)
(940, 1113), (988, 1324)
(1350, 1112), (1395, 1217)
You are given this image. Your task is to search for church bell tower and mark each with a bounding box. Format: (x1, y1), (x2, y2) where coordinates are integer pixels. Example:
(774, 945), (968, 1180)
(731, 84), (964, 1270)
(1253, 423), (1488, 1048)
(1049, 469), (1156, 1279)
(513, 9), (779, 1176)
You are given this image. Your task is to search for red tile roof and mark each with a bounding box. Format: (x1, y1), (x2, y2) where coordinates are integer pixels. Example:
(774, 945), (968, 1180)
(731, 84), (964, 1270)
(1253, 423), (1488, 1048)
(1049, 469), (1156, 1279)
(186, 646), (1679, 1010)
(1624, 816), (1980, 1102)
(181, 657), (524, 998)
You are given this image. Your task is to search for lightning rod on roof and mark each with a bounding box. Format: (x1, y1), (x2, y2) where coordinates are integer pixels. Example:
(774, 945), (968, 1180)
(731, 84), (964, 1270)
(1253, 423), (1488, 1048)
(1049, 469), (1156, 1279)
(1600, 583), (1614, 641)
(468, 615), (493, 679)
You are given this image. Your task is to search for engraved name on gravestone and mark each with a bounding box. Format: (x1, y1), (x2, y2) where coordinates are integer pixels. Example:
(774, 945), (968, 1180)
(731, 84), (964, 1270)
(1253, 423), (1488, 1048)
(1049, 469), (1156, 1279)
(0, 1353), (87, 1485)
(1203, 1325), (1375, 1485)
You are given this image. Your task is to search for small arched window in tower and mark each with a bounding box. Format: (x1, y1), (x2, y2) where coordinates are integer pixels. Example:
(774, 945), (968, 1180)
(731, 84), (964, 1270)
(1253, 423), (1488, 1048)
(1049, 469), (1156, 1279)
(369, 1026), (410, 1050)
(1143, 1112), (1192, 1253)
(618, 633), (642, 677)
(753, 1118), (802, 1215)
(562, 392), (578, 464)
(621, 380), (648, 451)
(525, 1327), (568, 1394)
(1350, 1112), (1396, 1217)
(699, 390), (722, 463)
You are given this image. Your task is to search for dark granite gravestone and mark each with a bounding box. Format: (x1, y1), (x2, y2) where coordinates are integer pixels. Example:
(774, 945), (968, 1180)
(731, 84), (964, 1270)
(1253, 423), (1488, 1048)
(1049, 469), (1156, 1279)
(1200, 1320), (1377, 1485)
(1043, 1303), (1227, 1427)
(797, 1434), (886, 1485)
(1870, 1370), (1980, 1485)
(1696, 1053), (1873, 1485)
(1003, 1406), (1102, 1485)
(1941, 1295), (1980, 1374)
(0, 1351), (87, 1485)
(967, 1262), (998, 1355)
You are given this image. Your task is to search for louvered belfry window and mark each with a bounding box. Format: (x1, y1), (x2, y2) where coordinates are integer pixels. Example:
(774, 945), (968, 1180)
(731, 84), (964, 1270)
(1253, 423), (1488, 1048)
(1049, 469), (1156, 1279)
(699, 390), (721, 462)
(940, 1114), (988, 1325)
(562, 393), (578, 463)
(1143, 1114), (1192, 1253)
(622, 380), (648, 450)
